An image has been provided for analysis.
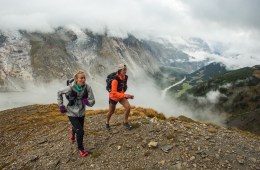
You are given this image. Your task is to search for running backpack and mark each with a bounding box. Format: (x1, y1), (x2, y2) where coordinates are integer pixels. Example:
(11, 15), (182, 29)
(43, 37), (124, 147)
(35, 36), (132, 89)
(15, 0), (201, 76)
(65, 78), (74, 100)
(67, 78), (74, 86)
(65, 78), (88, 106)
(106, 72), (128, 92)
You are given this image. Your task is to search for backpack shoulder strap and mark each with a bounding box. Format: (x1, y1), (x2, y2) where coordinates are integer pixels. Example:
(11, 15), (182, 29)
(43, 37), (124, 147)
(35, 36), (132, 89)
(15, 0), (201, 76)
(67, 86), (78, 106)
(114, 75), (121, 82)
(70, 86), (78, 96)
(82, 84), (89, 99)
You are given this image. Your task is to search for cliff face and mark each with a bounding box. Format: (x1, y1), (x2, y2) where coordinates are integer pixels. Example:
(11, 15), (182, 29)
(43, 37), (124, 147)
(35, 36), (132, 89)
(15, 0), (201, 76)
(0, 28), (206, 91)
(0, 31), (33, 91)
(0, 104), (259, 169)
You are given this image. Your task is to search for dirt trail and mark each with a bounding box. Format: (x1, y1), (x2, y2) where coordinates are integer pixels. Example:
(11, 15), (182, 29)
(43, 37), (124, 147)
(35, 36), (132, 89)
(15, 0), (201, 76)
(0, 104), (259, 170)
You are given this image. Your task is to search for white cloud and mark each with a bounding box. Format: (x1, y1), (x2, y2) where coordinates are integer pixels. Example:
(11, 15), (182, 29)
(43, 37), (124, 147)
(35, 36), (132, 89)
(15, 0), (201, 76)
(0, 72), (228, 126)
(0, 0), (259, 67)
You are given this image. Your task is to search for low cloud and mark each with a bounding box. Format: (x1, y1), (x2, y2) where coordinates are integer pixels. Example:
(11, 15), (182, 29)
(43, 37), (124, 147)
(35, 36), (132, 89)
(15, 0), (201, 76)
(0, 0), (257, 126)
(0, 71), (227, 126)
(0, 0), (260, 67)
(197, 90), (224, 104)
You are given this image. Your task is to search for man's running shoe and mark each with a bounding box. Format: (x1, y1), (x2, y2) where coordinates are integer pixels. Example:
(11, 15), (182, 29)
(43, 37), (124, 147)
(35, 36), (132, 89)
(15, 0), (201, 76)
(123, 122), (132, 130)
(104, 123), (111, 130)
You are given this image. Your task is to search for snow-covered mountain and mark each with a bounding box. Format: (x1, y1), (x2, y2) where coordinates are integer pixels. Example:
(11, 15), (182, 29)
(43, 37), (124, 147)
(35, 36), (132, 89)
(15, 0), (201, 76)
(0, 31), (33, 91)
(0, 28), (214, 91)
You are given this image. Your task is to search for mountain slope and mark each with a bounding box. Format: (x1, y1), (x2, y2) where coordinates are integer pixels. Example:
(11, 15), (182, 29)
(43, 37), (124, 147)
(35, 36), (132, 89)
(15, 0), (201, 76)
(186, 62), (227, 86)
(0, 28), (209, 91)
(28, 31), (80, 82)
(189, 65), (259, 97)
(227, 109), (260, 134)
(179, 65), (260, 134)
(167, 62), (227, 96)
(0, 104), (259, 169)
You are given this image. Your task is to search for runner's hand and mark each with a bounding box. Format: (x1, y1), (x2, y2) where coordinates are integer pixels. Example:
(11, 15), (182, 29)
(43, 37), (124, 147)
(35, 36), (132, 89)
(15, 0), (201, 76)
(82, 98), (89, 105)
(125, 94), (134, 99)
(59, 105), (67, 113)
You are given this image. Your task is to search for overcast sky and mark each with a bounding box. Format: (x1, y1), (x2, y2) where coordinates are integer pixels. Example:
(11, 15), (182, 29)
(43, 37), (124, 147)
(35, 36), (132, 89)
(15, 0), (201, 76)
(0, 0), (259, 67)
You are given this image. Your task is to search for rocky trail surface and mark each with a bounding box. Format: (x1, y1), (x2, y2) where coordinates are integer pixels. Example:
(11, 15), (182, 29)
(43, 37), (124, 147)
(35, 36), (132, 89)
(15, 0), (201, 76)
(0, 104), (259, 170)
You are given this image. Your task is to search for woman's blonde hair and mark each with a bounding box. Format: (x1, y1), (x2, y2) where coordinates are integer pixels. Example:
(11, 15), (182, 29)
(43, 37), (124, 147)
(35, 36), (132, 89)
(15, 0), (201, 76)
(74, 71), (86, 81)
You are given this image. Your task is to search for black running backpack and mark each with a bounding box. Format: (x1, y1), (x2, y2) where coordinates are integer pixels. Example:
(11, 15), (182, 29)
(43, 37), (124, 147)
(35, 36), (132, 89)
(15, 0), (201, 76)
(65, 79), (88, 106)
(106, 72), (128, 92)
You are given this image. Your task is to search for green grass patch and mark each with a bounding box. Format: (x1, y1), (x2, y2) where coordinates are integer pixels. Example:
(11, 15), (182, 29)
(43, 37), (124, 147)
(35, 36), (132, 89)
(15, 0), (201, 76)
(92, 151), (101, 159)
(156, 113), (166, 120)
(178, 115), (196, 123)
(177, 83), (193, 96)
(131, 122), (141, 129)
(213, 67), (253, 84)
(159, 66), (188, 75)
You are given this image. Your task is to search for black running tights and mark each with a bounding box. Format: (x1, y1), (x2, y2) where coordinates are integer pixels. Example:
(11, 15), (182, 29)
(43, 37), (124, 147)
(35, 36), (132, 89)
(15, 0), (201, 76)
(68, 116), (85, 150)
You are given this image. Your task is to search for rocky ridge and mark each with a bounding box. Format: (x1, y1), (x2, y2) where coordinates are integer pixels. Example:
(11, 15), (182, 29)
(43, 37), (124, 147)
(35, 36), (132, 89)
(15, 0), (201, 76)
(0, 104), (259, 170)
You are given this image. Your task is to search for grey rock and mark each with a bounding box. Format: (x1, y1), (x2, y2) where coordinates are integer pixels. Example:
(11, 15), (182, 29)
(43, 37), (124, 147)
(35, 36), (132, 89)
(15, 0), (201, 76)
(215, 154), (220, 159)
(37, 139), (48, 144)
(237, 158), (245, 164)
(205, 136), (211, 140)
(189, 156), (195, 161)
(29, 155), (39, 162)
(249, 157), (256, 163)
(161, 145), (173, 153)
